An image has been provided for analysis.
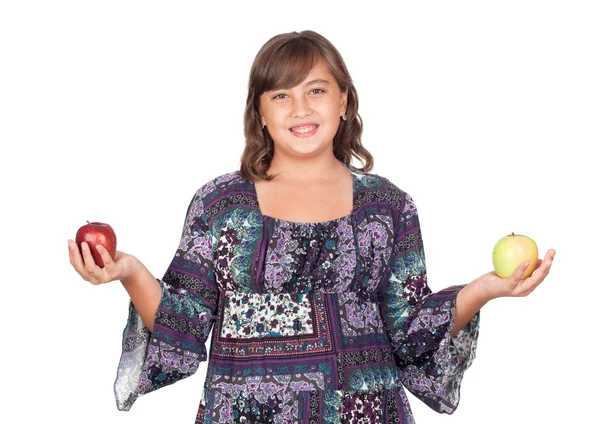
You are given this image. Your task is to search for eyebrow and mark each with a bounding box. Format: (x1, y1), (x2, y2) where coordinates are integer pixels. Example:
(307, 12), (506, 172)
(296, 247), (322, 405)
(268, 79), (330, 94)
(305, 79), (330, 86)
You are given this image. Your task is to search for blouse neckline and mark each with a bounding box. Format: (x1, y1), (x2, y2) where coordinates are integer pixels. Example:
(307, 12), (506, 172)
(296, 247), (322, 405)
(248, 160), (357, 226)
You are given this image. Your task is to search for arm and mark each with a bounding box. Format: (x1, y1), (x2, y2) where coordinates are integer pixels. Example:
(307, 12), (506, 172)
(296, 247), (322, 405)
(114, 184), (220, 411)
(120, 259), (162, 332)
(450, 279), (489, 337)
(451, 247), (556, 338)
(377, 190), (480, 414)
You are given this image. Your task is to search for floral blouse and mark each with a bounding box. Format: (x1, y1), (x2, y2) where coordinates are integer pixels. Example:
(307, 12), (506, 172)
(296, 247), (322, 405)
(113, 161), (480, 423)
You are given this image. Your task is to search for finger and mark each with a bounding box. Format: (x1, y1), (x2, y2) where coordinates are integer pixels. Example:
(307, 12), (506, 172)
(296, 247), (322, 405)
(523, 283), (540, 297)
(539, 250), (555, 274)
(68, 240), (87, 276)
(510, 260), (535, 294)
(81, 242), (100, 274)
(543, 258), (553, 275)
(520, 260), (552, 296)
(527, 266), (551, 294)
(514, 260), (531, 281)
(95, 244), (114, 267)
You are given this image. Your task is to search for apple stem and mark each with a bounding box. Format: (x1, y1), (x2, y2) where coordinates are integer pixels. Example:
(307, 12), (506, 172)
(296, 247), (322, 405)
(511, 232), (515, 236)
(87, 220), (90, 224)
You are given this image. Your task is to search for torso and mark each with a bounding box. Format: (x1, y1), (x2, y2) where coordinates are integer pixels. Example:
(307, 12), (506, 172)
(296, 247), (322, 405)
(252, 164), (354, 223)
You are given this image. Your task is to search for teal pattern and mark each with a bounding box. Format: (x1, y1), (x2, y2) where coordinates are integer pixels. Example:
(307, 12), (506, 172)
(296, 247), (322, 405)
(113, 161), (480, 423)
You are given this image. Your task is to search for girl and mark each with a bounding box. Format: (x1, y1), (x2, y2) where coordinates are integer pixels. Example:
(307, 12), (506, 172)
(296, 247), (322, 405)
(68, 30), (555, 423)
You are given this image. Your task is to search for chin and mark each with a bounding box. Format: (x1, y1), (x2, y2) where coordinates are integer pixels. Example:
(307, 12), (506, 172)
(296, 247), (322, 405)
(273, 128), (336, 156)
(288, 139), (331, 155)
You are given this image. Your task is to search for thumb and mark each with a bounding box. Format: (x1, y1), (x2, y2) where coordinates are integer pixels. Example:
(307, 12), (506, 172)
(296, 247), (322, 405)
(114, 250), (126, 262)
(514, 260), (531, 280)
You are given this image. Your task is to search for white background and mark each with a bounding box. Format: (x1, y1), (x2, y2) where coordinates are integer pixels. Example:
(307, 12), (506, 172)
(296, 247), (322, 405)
(1, 1), (598, 423)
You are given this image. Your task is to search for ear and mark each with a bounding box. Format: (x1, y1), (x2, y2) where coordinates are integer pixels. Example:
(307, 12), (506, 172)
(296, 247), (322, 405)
(257, 95), (264, 120)
(340, 89), (348, 115)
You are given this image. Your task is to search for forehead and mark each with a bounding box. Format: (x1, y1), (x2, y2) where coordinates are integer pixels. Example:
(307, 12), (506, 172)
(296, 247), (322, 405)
(303, 60), (332, 81)
(270, 59), (333, 92)
(260, 45), (331, 88)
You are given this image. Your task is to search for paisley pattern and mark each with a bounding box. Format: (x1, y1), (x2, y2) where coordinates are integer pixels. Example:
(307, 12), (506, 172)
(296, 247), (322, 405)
(113, 161), (480, 423)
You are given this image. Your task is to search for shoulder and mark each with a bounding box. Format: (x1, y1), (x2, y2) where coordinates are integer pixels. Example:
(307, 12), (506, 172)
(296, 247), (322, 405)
(351, 167), (421, 240)
(187, 169), (253, 215)
(348, 164), (415, 215)
(194, 169), (247, 199)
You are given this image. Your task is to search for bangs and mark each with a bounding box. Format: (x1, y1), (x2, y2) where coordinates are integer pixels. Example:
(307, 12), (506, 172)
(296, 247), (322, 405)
(257, 38), (322, 94)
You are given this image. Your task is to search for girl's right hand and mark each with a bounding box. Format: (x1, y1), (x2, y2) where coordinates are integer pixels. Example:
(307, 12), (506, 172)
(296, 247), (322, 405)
(68, 239), (138, 285)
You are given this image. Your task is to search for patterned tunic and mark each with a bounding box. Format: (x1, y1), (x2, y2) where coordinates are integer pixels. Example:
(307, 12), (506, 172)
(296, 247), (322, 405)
(114, 161), (480, 423)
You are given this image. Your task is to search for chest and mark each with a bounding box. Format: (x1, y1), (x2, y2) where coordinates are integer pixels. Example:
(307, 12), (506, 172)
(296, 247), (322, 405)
(253, 178), (354, 223)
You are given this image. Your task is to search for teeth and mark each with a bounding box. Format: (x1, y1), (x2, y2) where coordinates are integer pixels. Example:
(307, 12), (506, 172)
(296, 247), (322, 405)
(291, 125), (317, 133)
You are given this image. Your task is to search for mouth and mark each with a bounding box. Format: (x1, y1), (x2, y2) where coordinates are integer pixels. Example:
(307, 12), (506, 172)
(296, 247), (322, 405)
(289, 124), (320, 135)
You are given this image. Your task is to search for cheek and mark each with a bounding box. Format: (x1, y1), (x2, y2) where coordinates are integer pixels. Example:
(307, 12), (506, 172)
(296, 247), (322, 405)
(264, 109), (282, 124)
(322, 106), (341, 121)
(322, 98), (342, 112)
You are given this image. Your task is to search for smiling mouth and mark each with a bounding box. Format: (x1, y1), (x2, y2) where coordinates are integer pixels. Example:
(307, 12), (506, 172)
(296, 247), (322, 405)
(289, 124), (319, 134)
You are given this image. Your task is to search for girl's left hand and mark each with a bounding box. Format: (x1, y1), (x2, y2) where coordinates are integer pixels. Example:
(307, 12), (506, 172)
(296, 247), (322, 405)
(477, 249), (556, 301)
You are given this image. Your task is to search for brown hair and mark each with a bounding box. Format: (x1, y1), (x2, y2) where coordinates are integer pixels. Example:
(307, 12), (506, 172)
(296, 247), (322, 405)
(239, 30), (374, 182)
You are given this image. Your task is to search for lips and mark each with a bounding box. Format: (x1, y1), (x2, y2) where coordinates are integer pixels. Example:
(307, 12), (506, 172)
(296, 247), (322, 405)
(289, 123), (320, 133)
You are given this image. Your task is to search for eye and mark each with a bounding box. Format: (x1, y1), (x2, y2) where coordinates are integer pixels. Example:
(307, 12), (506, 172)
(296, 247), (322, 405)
(272, 89), (325, 100)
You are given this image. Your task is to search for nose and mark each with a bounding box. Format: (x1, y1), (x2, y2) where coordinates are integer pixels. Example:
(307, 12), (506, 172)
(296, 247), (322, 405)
(292, 96), (312, 118)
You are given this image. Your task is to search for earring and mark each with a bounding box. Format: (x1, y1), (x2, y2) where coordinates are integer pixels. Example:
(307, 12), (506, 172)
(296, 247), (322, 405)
(261, 119), (266, 129)
(341, 114), (347, 121)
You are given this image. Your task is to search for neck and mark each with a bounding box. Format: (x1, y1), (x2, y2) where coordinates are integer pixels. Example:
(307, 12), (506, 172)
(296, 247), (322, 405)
(267, 153), (345, 183)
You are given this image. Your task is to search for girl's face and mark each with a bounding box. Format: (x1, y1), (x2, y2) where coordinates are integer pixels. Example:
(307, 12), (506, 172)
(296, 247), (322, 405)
(259, 59), (348, 160)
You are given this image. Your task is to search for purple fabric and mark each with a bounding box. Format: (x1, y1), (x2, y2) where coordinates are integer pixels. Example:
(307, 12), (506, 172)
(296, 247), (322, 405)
(113, 161), (480, 423)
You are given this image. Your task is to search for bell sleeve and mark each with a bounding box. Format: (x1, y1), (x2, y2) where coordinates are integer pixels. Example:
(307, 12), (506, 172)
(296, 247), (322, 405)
(113, 185), (220, 411)
(377, 191), (480, 414)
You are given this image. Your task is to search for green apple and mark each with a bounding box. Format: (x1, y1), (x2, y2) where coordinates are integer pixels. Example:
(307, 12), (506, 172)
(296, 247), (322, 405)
(492, 232), (538, 279)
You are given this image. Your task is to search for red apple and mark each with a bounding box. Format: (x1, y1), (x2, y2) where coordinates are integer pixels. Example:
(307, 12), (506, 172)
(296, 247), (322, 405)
(75, 221), (117, 268)
(492, 232), (538, 279)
